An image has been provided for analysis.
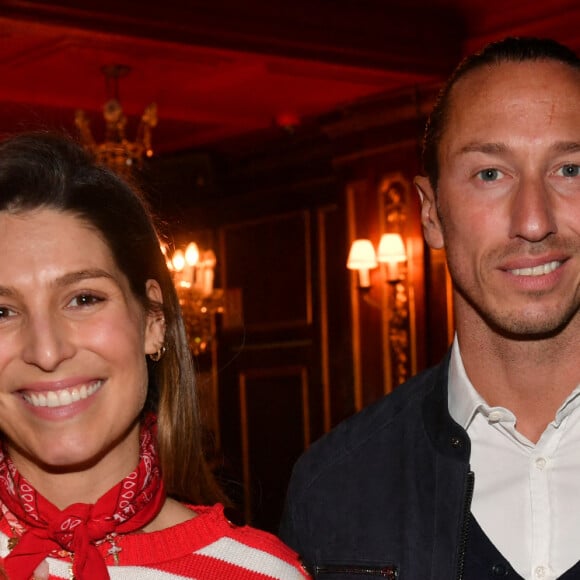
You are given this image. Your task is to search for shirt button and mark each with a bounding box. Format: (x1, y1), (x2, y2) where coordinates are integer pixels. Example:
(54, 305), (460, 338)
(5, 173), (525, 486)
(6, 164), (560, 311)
(535, 566), (547, 578)
(488, 410), (504, 422)
(535, 457), (547, 470)
(491, 563), (508, 576)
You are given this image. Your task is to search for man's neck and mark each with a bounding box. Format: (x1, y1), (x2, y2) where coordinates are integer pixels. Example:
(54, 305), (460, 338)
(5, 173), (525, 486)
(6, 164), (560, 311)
(455, 316), (580, 443)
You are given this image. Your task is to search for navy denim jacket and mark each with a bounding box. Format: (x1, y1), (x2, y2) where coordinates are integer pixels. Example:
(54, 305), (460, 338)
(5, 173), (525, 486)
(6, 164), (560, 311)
(280, 354), (475, 580)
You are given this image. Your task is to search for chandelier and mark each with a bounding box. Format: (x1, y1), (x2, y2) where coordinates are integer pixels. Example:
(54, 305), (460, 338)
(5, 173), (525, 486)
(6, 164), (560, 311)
(75, 64), (157, 176)
(164, 242), (225, 355)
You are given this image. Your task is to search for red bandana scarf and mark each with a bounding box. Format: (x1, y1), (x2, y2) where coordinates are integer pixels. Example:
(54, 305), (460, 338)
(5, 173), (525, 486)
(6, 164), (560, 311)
(0, 415), (166, 580)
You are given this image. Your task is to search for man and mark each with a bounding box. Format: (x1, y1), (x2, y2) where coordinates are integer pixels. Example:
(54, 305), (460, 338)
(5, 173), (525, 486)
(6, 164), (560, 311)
(279, 37), (580, 579)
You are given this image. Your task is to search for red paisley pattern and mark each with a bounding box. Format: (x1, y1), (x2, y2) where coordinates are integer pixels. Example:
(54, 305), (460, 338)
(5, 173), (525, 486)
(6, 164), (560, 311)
(0, 416), (165, 580)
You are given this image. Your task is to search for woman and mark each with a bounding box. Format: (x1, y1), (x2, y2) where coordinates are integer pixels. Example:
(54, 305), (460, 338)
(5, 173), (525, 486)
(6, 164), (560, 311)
(0, 132), (309, 579)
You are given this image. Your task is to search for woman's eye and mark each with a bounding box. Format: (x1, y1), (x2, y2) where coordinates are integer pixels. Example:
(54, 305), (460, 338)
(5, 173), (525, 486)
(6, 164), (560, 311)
(0, 306), (15, 319)
(476, 168), (504, 182)
(68, 294), (104, 308)
(556, 164), (580, 177)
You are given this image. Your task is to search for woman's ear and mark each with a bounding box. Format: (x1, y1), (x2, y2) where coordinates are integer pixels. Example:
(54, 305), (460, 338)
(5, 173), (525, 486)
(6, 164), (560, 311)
(414, 176), (445, 250)
(144, 279), (166, 355)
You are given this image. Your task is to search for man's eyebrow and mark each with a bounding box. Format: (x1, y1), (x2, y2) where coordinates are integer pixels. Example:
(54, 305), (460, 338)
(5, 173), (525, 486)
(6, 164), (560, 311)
(458, 142), (508, 155)
(550, 141), (580, 154)
(0, 269), (115, 298)
(458, 141), (580, 156)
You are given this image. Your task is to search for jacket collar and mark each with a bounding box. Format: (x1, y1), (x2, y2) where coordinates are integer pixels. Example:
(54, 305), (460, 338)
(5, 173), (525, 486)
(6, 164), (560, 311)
(422, 350), (471, 464)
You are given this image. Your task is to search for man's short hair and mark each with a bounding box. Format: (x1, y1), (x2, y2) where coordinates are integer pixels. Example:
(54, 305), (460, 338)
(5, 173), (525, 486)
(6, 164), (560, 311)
(422, 37), (580, 190)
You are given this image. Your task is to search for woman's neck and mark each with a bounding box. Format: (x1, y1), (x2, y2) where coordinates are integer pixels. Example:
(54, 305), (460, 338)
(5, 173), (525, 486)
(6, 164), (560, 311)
(5, 427), (141, 509)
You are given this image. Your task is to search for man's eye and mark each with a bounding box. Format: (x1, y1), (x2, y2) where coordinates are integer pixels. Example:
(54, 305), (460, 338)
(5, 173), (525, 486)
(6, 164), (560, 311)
(557, 164), (580, 177)
(477, 168), (503, 182)
(68, 294), (103, 308)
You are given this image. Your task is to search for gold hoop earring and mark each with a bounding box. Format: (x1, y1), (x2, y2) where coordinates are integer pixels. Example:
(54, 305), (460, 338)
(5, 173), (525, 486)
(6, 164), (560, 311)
(149, 346), (166, 362)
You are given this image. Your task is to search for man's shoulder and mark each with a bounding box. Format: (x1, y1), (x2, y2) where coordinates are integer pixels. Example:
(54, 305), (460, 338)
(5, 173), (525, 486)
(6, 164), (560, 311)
(291, 361), (446, 486)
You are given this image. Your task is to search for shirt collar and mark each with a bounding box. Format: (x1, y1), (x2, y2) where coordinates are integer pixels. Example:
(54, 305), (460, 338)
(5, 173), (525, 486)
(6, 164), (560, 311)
(554, 383), (580, 426)
(448, 336), (485, 430)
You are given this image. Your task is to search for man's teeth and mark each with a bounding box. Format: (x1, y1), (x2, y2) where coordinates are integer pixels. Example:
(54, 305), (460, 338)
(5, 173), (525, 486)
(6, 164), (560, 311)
(510, 260), (561, 277)
(23, 381), (103, 408)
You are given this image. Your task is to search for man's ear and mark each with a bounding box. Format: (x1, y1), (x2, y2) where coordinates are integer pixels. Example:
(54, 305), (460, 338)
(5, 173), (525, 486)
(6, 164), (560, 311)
(144, 279), (166, 355)
(415, 176), (445, 250)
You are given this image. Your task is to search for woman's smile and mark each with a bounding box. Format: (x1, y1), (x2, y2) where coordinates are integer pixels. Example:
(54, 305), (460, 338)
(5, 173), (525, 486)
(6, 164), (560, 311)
(20, 379), (104, 408)
(0, 208), (161, 477)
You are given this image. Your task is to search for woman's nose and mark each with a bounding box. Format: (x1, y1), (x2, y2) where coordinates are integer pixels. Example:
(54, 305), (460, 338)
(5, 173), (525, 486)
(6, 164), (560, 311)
(21, 312), (75, 371)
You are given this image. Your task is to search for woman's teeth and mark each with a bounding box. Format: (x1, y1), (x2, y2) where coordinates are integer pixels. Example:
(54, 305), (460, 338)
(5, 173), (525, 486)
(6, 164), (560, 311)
(22, 381), (103, 408)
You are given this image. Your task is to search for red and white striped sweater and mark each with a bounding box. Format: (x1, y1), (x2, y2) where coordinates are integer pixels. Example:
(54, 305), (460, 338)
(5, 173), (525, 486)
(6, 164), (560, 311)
(0, 503), (310, 579)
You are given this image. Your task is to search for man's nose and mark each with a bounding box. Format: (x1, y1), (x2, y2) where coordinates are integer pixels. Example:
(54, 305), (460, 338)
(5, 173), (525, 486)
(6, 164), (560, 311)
(509, 176), (557, 242)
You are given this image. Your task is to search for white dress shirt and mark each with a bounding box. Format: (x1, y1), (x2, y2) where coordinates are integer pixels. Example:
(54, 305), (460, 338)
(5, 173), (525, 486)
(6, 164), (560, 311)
(447, 338), (580, 580)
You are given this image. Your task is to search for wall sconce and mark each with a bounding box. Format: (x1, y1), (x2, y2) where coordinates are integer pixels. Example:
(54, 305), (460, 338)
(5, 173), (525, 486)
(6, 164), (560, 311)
(347, 233), (407, 287)
(347, 232), (410, 389)
(347, 239), (378, 288)
(164, 241), (224, 355)
(377, 233), (407, 282)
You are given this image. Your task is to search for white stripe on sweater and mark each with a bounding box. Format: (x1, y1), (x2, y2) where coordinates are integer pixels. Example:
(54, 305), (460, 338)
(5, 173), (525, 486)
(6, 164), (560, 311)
(195, 537), (304, 579)
(49, 558), (193, 579)
(47, 559), (193, 580)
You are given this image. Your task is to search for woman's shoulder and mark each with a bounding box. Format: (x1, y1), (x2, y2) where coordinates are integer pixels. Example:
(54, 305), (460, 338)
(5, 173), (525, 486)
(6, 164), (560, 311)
(113, 503), (311, 578)
(185, 503), (310, 576)
(141, 497), (196, 532)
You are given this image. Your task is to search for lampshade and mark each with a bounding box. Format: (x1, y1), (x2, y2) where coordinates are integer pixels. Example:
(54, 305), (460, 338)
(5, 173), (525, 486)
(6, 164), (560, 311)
(377, 233), (406, 263)
(347, 239), (378, 270)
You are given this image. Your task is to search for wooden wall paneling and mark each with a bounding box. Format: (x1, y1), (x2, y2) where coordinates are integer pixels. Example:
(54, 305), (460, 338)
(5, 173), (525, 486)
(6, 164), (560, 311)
(215, 207), (327, 531)
(346, 182), (364, 413)
(346, 180), (385, 411)
(195, 315), (221, 453)
(378, 176), (402, 394)
(338, 127), (432, 407)
(346, 177), (392, 408)
(238, 366), (310, 531)
(219, 211), (312, 332)
(316, 206), (331, 433)
(426, 247), (455, 365)
(406, 196), (427, 375)
(377, 172), (422, 393)
(316, 203), (354, 430)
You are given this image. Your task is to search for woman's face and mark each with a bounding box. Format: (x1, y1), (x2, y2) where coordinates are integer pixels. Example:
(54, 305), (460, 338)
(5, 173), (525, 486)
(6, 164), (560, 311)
(0, 208), (164, 485)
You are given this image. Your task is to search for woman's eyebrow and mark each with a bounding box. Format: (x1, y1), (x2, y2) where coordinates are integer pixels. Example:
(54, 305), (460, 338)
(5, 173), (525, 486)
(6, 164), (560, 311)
(54, 269), (115, 288)
(0, 269), (116, 298)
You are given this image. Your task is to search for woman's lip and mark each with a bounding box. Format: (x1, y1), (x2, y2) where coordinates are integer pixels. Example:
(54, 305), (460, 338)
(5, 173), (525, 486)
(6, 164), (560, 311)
(18, 377), (102, 392)
(19, 380), (104, 409)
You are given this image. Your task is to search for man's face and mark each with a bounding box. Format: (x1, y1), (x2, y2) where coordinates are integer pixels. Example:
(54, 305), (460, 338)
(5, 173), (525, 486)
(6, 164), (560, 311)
(417, 60), (580, 338)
